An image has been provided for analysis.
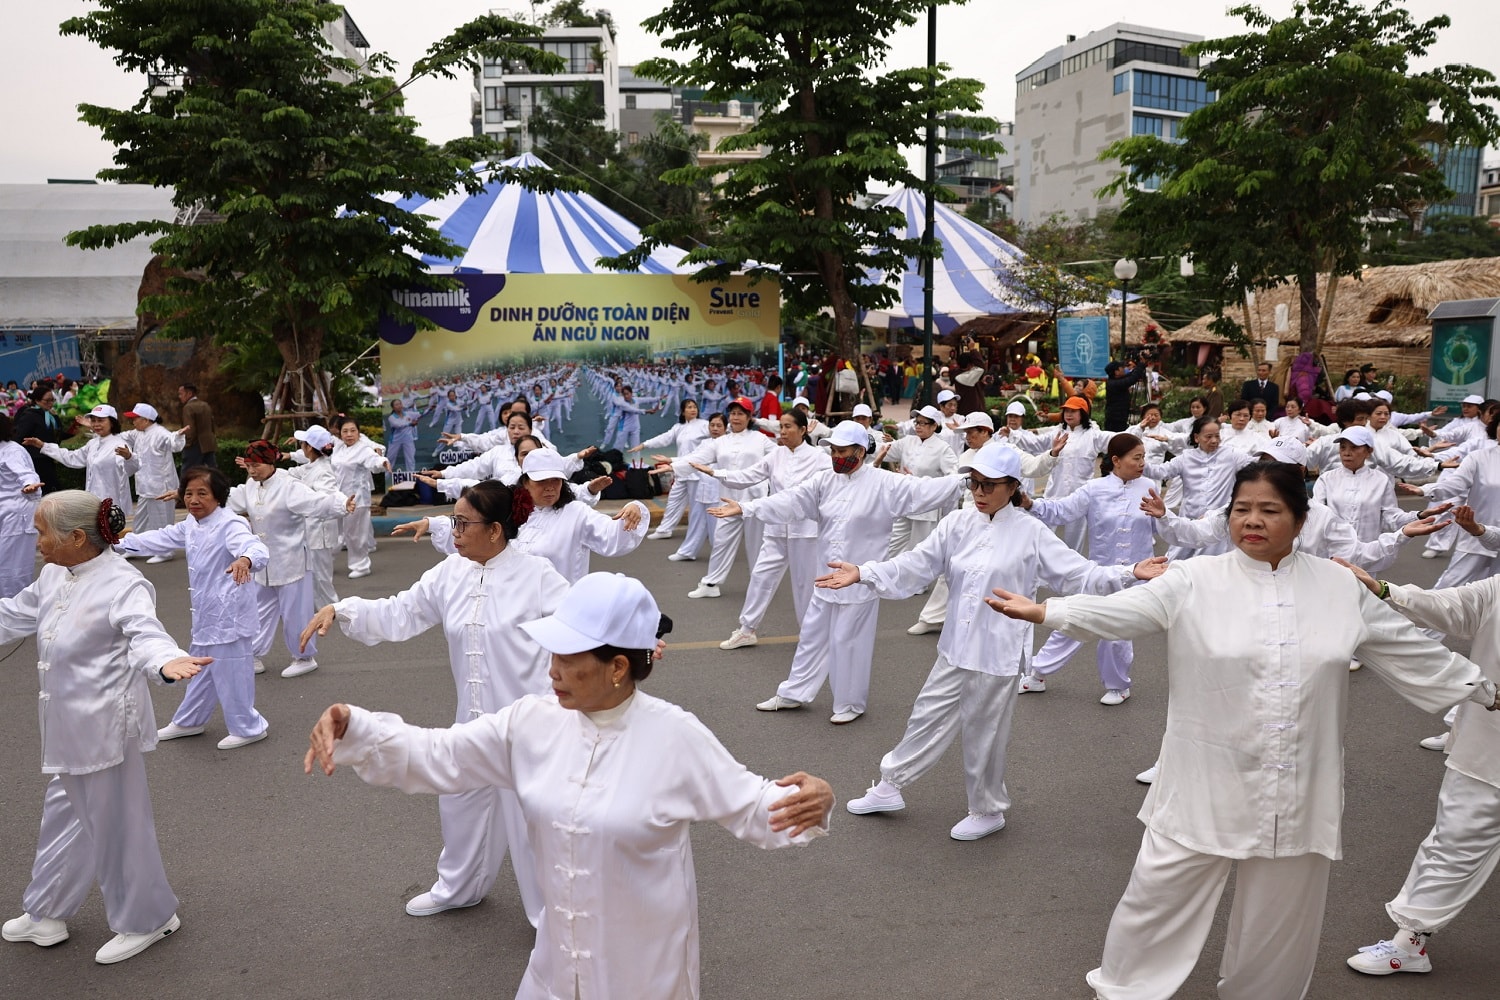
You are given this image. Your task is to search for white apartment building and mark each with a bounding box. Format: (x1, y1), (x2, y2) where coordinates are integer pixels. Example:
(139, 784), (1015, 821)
(1012, 23), (1209, 224)
(472, 21), (619, 152)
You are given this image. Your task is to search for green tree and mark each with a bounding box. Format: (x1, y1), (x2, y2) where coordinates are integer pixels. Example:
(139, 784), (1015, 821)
(1366, 215), (1500, 267)
(606, 1), (998, 404)
(1102, 0), (1500, 356)
(59, 0), (564, 419)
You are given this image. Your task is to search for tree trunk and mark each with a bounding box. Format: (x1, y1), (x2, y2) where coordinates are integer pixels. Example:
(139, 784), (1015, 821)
(1296, 269), (1321, 353)
(1314, 270), (1340, 358)
(269, 320), (329, 438)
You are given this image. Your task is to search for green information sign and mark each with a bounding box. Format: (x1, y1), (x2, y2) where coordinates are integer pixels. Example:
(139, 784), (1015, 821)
(1429, 320), (1491, 404)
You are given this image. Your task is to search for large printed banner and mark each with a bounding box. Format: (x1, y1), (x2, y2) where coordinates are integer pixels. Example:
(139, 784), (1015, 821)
(1056, 315), (1110, 380)
(0, 330), (83, 391)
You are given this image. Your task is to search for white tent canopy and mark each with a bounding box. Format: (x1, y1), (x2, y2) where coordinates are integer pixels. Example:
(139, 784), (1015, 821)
(0, 184), (175, 331)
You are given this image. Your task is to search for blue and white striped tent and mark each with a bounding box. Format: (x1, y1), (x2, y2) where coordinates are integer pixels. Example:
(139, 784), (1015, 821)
(388, 152), (692, 275)
(860, 188), (1036, 333)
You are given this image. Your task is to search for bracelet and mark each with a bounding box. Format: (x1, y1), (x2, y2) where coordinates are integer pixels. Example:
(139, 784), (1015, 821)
(1378, 581), (1391, 601)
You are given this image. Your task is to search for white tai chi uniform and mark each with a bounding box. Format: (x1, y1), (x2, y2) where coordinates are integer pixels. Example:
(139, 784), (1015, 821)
(1039, 550), (1495, 1000)
(1421, 446), (1500, 592)
(121, 422), (185, 534)
(285, 457), (346, 609)
(0, 440), (41, 597)
(739, 465), (963, 716)
(1310, 463), (1417, 572)
(714, 441), (830, 632)
(856, 504), (1137, 817)
(1026, 474), (1158, 692)
(115, 506), (270, 738)
(330, 437), (388, 576)
(1042, 425), (1114, 551)
(0, 551), (190, 936)
(40, 434), (138, 520)
(675, 428), (773, 591)
(332, 545), (569, 924)
(882, 434), (959, 559)
(1144, 447), (1256, 558)
(227, 472), (349, 663)
(330, 691), (827, 1000)
(638, 418), (710, 535)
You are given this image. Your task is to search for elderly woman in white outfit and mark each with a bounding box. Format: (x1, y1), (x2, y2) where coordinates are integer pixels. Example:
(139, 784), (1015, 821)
(283, 424), (345, 609)
(116, 402), (186, 553)
(0, 411), (43, 597)
(27, 404), (137, 521)
(677, 398), (773, 600)
(304, 572), (834, 1000)
(882, 404), (959, 558)
(1043, 396), (1115, 550)
(989, 461), (1500, 1000)
(330, 416), (390, 580)
(1144, 415), (1257, 559)
(631, 397), (709, 540)
(821, 443), (1164, 841)
(0, 491), (205, 965)
(303, 481), (568, 922)
(715, 420), (963, 724)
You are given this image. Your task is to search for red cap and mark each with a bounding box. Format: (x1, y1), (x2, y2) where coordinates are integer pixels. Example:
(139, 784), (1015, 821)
(727, 396), (755, 414)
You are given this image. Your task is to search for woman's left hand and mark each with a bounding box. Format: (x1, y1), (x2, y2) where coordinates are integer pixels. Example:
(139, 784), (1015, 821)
(226, 556), (253, 584)
(20, 482), (42, 494)
(586, 475), (611, 495)
(768, 772), (834, 836)
(114, 445), (133, 460)
(161, 655), (211, 681)
(814, 561), (861, 589)
(984, 587), (1046, 623)
(1418, 501), (1455, 520)
(1132, 556), (1169, 580)
(615, 504), (643, 531)
(155, 490), (179, 501)
(1331, 557), (1382, 595)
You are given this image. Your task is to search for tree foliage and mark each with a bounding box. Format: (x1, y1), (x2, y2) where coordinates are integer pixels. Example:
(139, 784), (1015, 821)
(605, 0), (998, 403)
(1366, 215), (1500, 268)
(59, 0), (564, 411)
(1101, 0), (1500, 356)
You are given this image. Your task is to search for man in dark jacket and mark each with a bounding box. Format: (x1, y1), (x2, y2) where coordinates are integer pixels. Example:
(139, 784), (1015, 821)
(12, 385), (63, 492)
(1240, 362), (1280, 413)
(1102, 360), (1147, 431)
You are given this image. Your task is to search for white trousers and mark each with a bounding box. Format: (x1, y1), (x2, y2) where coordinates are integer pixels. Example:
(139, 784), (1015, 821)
(0, 529), (36, 598)
(1087, 828), (1330, 1000)
(655, 478), (690, 533)
(674, 500), (714, 559)
(776, 598), (879, 714)
(342, 507), (375, 574)
(885, 515), (936, 560)
(916, 574), (949, 625)
(1032, 631), (1135, 691)
(22, 745), (179, 934)
(389, 438), (416, 475)
(309, 545), (338, 609)
(431, 785), (543, 928)
(473, 404), (498, 435)
(701, 510), (764, 588)
(132, 496), (176, 535)
(881, 657), (1019, 816)
(1432, 550), (1500, 592)
(738, 534), (819, 632)
(254, 576), (317, 660)
(172, 637), (267, 738)
(1423, 520), (1458, 554)
(1385, 766), (1500, 935)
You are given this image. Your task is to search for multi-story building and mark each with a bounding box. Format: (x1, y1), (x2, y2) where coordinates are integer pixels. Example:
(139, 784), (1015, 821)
(472, 21), (618, 152)
(1012, 23), (1208, 224)
(618, 65), (674, 148)
(937, 119), (1015, 217)
(1422, 143), (1485, 223)
(1481, 164), (1500, 226)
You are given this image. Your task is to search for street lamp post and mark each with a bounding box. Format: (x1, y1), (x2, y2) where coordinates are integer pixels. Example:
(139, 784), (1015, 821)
(920, 3), (937, 405)
(1113, 258), (1138, 358)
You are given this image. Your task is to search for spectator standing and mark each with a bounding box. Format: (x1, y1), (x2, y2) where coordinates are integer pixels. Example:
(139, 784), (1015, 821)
(13, 386), (64, 493)
(954, 355), (988, 415)
(177, 384), (216, 470)
(1102, 361), (1147, 432)
(1240, 361), (1281, 414)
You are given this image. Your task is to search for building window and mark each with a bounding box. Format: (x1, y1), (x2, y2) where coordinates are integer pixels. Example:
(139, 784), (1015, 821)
(627, 132), (639, 145)
(1114, 72), (1129, 95)
(625, 94), (636, 109)
(1131, 114), (1180, 140)
(1113, 40), (1196, 70)
(1132, 71), (1214, 113)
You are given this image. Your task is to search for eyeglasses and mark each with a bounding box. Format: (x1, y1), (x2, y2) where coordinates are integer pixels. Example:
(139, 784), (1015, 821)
(450, 515), (495, 535)
(965, 477), (1005, 496)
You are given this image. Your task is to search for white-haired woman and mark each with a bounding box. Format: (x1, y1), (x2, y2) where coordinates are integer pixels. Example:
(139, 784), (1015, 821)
(0, 410), (43, 597)
(305, 571), (833, 1000)
(0, 491), (206, 965)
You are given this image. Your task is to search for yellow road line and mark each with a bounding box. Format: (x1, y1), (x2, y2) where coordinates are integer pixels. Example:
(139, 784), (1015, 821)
(671, 634), (800, 651)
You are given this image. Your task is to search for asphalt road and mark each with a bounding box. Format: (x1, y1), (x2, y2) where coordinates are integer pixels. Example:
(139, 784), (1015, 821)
(1, 520), (1495, 998)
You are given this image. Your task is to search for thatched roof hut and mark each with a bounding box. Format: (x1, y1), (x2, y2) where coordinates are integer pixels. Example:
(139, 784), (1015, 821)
(1164, 257), (1500, 381)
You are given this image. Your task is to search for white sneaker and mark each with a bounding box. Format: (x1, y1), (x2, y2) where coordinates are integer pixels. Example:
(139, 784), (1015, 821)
(253, 658), (266, 675)
(348, 568), (371, 579)
(1019, 673), (1046, 694)
(688, 582), (721, 599)
(1419, 732), (1450, 751)
(847, 780), (905, 815)
(1420, 549), (1441, 559)
(94, 913), (179, 964)
(906, 620), (940, 635)
(950, 812), (1007, 841)
(719, 628), (758, 650)
(647, 530), (673, 540)
(2, 913), (68, 946)
(145, 555), (173, 564)
(666, 552), (696, 562)
(1350, 658), (1362, 671)
(755, 695), (803, 712)
(829, 709), (863, 725)
(1347, 933), (1432, 975)
(1100, 688), (1130, 706)
(1135, 763), (1159, 785)
(281, 658), (318, 678)
(217, 730), (268, 750)
(156, 723), (206, 740)
(404, 892), (482, 917)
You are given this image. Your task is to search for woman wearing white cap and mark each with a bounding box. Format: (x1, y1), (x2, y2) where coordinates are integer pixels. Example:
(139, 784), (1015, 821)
(821, 442), (1165, 841)
(987, 461), (1500, 1000)
(630, 397), (709, 540)
(304, 571), (834, 1000)
(115, 403), (186, 553)
(881, 405), (959, 560)
(713, 420), (963, 723)
(26, 404), (138, 522)
(776, 395), (829, 443)
(934, 389), (964, 455)
(330, 416), (391, 580)
(301, 481), (568, 923)
(1311, 426), (1420, 570)
(283, 425), (345, 609)
(701, 409), (831, 649)
(674, 398), (773, 600)
(1408, 411), (1500, 592)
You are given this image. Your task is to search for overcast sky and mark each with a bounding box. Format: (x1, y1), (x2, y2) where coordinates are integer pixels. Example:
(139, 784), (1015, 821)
(3, 0), (1496, 184)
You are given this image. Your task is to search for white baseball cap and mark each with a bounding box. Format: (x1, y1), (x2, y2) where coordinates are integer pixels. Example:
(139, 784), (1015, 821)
(1333, 426), (1376, 449)
(1463, 394), (1484, 405)
(827, 419), (872, 448)
(936, 389), (958, 404)
(1374, 390), (1393, 403)
(294, 425), (335, 451)
(1005, 401), (1027, 417)
(520, 572), (660, 654)
(916, 405), (944, 423)
(959, 411), (995, 431)
(851, 403), (874, 418)
(1259, 436), (1307, 466)
(121, 403), (158, 421)
(86, 404), (117, 420)
(960, 441), (1023, 480)
(522, 447), (570, 481)
(792, 395), (812, 409)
